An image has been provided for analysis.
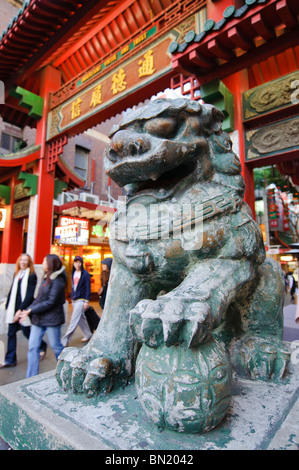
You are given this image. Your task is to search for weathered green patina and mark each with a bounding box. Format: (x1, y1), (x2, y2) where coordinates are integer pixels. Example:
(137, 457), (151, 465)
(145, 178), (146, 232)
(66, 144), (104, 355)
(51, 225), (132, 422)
(56, 98), (289, 434)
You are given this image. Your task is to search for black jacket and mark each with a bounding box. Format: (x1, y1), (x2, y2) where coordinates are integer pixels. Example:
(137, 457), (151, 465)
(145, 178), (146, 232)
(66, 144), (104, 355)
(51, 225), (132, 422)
(6, 272), (37, 313)
(29, 267), (67, 327)
(70, 256), (91, 302)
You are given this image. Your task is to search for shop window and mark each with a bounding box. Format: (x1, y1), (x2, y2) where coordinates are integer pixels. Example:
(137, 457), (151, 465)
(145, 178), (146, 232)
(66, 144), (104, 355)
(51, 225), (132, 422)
(1, 132), (10, 150)
(75, 145), (89, 182)
(1, 132), (23, 152)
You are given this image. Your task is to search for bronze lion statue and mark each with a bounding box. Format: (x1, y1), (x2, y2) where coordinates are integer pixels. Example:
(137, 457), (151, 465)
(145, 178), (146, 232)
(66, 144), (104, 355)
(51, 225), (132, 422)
(56, 99), (289, 433)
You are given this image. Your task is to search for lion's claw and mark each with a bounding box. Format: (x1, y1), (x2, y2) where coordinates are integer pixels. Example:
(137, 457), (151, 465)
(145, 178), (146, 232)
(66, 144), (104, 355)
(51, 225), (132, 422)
(129, 297), (212, 348)
(230, 335), (290, 381)
(83, 358), (113, 397)
(56, 348), (114, 396)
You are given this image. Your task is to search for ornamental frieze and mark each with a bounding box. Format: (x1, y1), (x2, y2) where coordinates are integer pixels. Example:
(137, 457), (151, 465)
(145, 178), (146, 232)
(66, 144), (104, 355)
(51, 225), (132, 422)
(245, 116), (299, 161)
(243, 71), (299, 120)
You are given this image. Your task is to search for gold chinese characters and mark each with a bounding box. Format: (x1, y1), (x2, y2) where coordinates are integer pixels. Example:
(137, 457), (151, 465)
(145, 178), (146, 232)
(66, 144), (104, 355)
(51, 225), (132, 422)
(111, 68), (127, 95)
(138, 50), (155, 77)
(70, 50), (156, 119)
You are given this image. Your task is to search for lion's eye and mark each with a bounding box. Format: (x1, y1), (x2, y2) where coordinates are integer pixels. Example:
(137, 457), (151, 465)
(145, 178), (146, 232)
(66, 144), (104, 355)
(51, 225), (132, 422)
(224, 138), (232, 150)
(145, 117), (177, 138)
(215, 136), (232, 151)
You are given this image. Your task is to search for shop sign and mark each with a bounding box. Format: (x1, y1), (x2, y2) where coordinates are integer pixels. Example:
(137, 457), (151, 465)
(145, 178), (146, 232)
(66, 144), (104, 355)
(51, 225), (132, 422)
(55, 216), (89, 245)
(60, 216), (89, 230)
(267, 189), (289, 232)
(267, 188), (278, 231)
(267, 248), (280, 255)
(281, 255), (294, 262)
(269, 219), (278, 229)
(90, 223), (110, 243)
(47, 34), (173, 140)
(0, 208), (6, 228)
(55, 224), (78, 239)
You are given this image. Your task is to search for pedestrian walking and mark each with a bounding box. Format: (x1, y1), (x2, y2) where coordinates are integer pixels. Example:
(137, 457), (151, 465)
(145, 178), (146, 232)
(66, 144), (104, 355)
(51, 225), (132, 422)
(61, 256), (92, 346)
(0, 253), (47, 368)
(19, 254), (66, 378)
(288, 271), (296, 302)
(98, 257), (113, 310)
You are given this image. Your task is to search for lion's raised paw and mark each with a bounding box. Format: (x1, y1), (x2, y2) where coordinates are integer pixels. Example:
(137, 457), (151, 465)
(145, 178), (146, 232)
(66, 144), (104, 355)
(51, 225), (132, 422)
(129, 297), (212, 348)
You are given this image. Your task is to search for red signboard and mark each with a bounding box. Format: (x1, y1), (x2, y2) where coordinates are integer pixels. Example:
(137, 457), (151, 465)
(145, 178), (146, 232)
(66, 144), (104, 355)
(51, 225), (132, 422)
(47, 36), (173, 140)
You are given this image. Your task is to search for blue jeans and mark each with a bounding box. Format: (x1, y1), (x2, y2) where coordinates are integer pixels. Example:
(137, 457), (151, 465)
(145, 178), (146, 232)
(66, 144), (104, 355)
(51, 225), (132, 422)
(5, 323), (47, 366)
(27, 325), (64, 378)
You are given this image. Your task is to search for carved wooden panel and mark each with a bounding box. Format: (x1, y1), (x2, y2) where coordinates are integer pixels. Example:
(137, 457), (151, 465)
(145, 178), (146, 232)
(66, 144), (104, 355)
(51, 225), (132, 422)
(245, 115), (299, 162)
(243, 71), (299, 120)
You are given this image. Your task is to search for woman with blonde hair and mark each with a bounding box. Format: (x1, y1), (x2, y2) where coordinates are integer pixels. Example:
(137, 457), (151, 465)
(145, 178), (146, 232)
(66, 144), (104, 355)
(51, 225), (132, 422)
(0, 253), (47, 368)
(20, 254), (66, 377)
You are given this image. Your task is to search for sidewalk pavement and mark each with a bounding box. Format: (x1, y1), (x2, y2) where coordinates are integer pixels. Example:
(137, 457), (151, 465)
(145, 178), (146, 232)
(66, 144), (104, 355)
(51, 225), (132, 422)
(0, 301), (102, 387)
(0, 301), (102, 450)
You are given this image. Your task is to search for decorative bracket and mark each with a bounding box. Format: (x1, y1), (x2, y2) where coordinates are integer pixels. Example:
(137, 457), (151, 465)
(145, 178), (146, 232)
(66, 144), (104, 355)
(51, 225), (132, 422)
(200, 79), (234, 132)
(54, 179), (68, 199)
(0, 185), (11, 205)
(9, 86), (44, 120)
(46, 136), (68, 173)
(17, 171), (38, 196)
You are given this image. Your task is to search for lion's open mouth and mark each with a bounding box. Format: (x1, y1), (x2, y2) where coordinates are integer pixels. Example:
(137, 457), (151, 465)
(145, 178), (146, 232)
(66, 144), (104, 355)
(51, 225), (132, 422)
(125, 160), (197, 198)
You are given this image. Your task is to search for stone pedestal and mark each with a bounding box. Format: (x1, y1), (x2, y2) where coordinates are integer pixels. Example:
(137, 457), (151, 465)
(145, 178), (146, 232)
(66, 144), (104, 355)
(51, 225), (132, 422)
(0, 358), (298, 450)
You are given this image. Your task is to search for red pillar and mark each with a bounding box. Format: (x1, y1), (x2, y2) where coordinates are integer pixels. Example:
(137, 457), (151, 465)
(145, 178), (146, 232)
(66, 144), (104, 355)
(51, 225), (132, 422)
(34, 66), (61, 264)
(1, 175), (24, 263)
(223, 70), (256, 219)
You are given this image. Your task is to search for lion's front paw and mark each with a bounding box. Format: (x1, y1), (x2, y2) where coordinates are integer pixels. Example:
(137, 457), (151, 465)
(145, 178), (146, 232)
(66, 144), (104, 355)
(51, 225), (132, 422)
(56, 347), (114, 397)
(230, 335), (290, 381)
(130, 297), (212, 348)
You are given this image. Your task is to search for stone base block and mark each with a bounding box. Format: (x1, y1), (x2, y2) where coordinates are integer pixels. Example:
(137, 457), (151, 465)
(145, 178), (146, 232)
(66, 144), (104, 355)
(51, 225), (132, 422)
(0, 362), (298, 451)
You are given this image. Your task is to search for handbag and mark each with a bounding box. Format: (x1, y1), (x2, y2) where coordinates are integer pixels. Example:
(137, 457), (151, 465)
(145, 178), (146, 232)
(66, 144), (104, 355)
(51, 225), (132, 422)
(85, 306), (100, 332)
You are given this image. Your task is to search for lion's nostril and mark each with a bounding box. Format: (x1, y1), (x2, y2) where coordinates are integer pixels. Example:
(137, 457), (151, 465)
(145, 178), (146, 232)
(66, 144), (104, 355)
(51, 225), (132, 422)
(129, 143), (139, 156)
(109, 131), (149, 161)
(109, 149), (119, 163)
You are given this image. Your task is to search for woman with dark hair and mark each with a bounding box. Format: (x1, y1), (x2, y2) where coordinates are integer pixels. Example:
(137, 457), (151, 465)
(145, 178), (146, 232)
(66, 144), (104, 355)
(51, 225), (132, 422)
(20, 254), (67, 377)
(0, 253), (47, 368)
(98, 258), (113, 309)
(61, 256), (91, 346)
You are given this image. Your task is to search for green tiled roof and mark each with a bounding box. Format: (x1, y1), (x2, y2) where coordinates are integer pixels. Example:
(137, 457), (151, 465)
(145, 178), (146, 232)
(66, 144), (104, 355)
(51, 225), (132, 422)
(169, 0), (268, 55)
(0, 0), (31, 40)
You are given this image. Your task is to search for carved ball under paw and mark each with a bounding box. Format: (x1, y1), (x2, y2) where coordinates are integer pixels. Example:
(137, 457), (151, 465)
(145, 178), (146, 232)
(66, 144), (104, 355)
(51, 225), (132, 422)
(135, 337), (232, 434)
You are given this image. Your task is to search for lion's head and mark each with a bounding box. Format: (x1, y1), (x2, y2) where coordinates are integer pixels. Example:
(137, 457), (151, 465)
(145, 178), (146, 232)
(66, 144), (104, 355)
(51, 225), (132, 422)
(105, 98), (244, 199)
